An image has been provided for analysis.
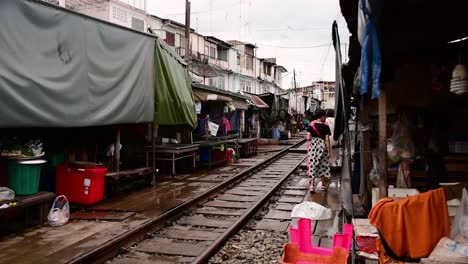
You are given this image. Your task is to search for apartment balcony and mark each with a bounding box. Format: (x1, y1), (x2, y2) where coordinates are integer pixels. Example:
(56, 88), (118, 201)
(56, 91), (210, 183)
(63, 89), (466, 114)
(258, 73), (275, 84)
(189, 52), (229, 71)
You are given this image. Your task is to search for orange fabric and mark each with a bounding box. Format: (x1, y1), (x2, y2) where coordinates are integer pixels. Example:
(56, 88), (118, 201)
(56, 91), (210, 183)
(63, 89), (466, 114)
(376, 238), (404, 264)
(369, 188), (450, 261)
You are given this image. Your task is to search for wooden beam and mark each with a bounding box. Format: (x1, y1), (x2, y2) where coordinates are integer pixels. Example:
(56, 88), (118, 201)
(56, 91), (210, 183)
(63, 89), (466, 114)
(378, 89), (388, 198)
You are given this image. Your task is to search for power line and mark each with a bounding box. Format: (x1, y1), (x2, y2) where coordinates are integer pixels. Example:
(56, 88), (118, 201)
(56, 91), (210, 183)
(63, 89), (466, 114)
(256, 43), (330, 49)
(255, 27), (346, 32)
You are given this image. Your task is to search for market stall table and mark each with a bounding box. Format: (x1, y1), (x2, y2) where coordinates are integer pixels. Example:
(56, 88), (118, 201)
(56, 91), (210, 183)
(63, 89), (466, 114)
(194, 136), (235, 166)
(0, 192), (55, 235)
(235, 138), (258, 158)
(145, 144), (199, 177)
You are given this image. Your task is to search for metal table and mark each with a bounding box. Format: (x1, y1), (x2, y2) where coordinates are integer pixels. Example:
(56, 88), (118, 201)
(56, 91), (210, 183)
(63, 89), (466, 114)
(145, 144), (199, 177)
(195, 139), (238, 169)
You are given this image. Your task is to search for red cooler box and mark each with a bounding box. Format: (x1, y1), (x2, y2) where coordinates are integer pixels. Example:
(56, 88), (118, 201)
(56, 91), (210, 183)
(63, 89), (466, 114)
(56, 164), (107, 205)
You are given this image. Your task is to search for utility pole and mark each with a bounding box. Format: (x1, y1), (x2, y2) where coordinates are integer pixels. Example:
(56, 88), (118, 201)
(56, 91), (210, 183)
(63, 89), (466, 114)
(293, 69), (299, 123)
(185, 0), (191, 62)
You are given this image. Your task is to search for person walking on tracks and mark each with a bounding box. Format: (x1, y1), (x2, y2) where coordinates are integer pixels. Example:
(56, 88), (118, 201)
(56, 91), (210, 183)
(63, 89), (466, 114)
(307, 109), (332, 192)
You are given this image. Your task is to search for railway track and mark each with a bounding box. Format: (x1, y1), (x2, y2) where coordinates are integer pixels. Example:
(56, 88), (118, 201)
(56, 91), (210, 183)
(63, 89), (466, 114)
(73, 140), (306, 264)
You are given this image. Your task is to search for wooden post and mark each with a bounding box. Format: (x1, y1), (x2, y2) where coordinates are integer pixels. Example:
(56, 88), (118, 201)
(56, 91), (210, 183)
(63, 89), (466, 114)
(152, 123), (156, 185)
(115, 126), (121, 173)
(360, 97), (373, 209)
(378, 89), (388, 198)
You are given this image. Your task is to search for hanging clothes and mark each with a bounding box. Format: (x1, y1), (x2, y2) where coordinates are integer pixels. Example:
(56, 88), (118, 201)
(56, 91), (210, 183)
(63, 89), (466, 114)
(332, 21), (349, 141)
(222, 117), (231, 134)
(358, 0), (382, 99)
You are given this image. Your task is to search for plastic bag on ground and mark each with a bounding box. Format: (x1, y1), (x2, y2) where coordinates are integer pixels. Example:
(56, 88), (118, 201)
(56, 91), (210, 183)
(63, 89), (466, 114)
(451, 188), (468, 239)
(0, 187), (15, 202)
(291, 201), (332, 220)
(48, 195), (70, 227)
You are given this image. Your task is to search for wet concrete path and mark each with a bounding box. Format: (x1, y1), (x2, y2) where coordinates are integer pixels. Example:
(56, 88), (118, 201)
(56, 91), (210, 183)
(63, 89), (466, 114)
(0, 139), (304, 264)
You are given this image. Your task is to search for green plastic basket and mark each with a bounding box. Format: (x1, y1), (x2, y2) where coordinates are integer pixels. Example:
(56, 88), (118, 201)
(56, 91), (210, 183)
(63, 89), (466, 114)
(8, 160), (45, 195)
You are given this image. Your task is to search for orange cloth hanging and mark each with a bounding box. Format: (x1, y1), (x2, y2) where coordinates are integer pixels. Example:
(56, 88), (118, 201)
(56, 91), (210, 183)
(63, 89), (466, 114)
(369, 188), (450, 262)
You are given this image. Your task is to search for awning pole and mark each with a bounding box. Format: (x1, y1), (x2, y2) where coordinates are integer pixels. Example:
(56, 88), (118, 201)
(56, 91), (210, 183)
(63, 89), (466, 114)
(152, 124), (156, 185)
(115, 126), (121, 173)
(378, 88), (388, 198)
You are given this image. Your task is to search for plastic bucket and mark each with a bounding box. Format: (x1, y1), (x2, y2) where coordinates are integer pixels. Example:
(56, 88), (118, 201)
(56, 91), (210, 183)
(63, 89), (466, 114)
(40, 152), (65, 192)
(8, 159), (46, 195)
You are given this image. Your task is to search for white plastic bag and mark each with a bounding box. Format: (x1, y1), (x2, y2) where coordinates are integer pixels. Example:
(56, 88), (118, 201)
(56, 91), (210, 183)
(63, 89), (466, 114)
(208, 121), (219, 136)
(48, 195), (70, 227)
(0, 187), (15, 202)
(451, 188), (468, 239)
(291, 201), (332, 220)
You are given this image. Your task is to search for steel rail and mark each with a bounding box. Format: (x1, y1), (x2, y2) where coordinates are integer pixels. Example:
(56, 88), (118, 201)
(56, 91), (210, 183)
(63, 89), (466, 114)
(192, 152), (306, 263)
(70, 139), (306, 264)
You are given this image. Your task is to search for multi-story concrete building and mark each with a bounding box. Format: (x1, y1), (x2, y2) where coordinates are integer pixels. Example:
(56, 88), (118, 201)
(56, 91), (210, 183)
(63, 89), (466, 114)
(43, 0), (287, 95)
(45, 0), (148, 32)
(300, 81), (335, 109)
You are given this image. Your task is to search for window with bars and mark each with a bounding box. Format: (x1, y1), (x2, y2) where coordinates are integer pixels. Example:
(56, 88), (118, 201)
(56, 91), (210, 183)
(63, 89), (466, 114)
(217, 47), (228, 62)
(112, 6), (127, 23)
(165, 31), (175, 46)
(240, 80), (252, 93)
(218, 76), (225, 89)
(209, 47), (216, 58)
(131, 17), (144, 31)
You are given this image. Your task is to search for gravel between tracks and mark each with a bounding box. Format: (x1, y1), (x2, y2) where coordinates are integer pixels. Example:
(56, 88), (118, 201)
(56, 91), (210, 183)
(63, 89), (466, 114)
(208, 229), (288, 264)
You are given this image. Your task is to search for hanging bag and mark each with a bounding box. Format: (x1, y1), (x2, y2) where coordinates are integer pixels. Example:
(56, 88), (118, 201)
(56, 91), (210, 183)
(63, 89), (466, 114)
(451, 188), (468, 239)
(48, 195), (70, 227)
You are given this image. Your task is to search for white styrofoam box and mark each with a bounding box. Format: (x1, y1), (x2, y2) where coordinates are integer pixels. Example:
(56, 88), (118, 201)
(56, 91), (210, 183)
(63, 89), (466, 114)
(372, 187), (420, 207)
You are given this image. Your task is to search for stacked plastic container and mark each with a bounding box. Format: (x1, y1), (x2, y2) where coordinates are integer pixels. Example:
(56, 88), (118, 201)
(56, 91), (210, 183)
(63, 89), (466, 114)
(55, 164), (107, 205)
(281, 218), (354, 264)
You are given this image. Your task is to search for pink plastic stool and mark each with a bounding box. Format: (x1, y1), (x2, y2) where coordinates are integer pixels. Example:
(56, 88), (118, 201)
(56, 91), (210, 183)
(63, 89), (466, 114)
(289, 218), (353, 257)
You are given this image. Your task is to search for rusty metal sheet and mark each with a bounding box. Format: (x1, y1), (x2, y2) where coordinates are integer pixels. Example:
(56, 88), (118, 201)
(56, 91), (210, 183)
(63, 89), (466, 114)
(177, 215), (235, 228)
(264, 210), (291, 220)
(278, 196), (304, 204)
(216, 194), (259, 202)
(136, 238), (208, 256)
(157, 228), (220, 241)
(204, 200), (253, 209)
(195, 207), (246, 216)
(255, 220), (289, 232)
(283, 190), (307, 196)
(225, 189), (261, 196)
(275, 203), (296, 211)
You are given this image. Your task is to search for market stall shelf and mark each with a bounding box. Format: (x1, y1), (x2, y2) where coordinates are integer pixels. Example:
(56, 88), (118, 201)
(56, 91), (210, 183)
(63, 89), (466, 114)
(146, 144), (199, 178)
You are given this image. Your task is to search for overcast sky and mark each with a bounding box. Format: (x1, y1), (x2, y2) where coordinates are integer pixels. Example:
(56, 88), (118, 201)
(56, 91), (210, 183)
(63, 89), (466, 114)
(146, 0), (349, 88)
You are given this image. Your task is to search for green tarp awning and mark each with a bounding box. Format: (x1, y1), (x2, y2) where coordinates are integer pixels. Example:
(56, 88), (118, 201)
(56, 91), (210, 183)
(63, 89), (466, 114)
(154, 39), (197, 128)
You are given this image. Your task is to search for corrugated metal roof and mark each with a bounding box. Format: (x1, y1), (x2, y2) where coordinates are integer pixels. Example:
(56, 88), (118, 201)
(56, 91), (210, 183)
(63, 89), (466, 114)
(245, 93), (269, 109)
